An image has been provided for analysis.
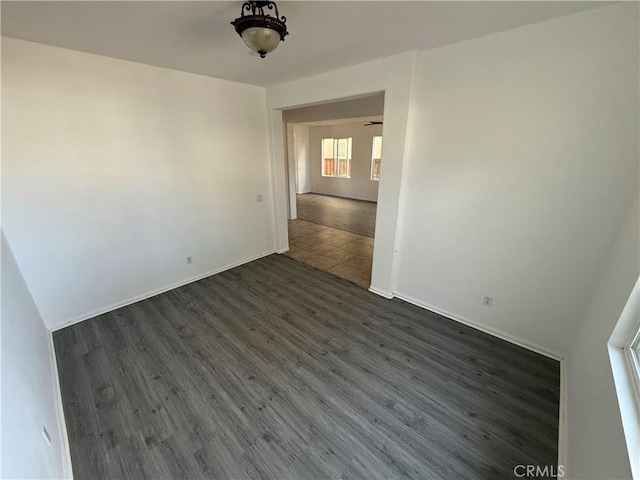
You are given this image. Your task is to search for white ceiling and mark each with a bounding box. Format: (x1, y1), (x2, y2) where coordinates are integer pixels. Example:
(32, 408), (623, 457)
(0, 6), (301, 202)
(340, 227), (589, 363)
(1, 1), (609, 87)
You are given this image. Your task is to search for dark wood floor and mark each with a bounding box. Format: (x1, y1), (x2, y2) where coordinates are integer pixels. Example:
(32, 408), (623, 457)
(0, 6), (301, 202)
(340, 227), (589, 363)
(296, 193), (377, 238)
(54, 254), (560, 480)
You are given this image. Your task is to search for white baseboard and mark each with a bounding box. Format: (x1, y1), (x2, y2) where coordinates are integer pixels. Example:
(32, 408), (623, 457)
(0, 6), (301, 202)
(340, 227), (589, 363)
(392, 290), (568, 472)
(392, 291), (564, 362)
(368, 286), (394, 299)
(47, 333), (73, 479)
(51, 249), (276, 332)
(558, 358), (568, 477)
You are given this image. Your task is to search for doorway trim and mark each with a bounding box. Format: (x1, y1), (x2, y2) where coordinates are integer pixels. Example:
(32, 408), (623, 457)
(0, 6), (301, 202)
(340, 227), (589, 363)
(266, 51), (417, 297)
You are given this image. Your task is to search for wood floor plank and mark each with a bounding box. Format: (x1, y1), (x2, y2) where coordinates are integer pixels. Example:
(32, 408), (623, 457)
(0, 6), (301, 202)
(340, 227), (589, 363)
(296, 193), (377, 238)
(54, 254), (559, 479)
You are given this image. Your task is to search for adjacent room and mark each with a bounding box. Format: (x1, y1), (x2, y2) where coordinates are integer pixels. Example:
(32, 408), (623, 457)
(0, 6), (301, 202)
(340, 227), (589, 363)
(282, 95), (384, 287)
(2, 2), (639, 480)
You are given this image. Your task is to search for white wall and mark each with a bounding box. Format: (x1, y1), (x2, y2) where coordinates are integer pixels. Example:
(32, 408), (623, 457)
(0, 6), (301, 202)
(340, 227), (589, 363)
(2, 38), (275, 330)
(565, 196), (638, 479)
(283, 95), (384, 124)
(293, 125), (310, 194)
(308, 122), (381, 202)
(394, 3), (639, 356)
(1, 231), (70, 479)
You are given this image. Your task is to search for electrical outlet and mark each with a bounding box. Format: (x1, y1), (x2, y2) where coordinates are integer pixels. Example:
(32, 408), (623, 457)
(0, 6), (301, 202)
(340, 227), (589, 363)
(256, 194), (263, 202)
(42, 426), (52, 446)
(482, 295), (493, 307)
(186, 256), (193, 264)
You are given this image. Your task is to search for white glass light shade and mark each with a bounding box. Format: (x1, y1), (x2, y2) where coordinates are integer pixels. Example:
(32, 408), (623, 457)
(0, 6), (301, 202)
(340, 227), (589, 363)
(241, 27), (282, 57)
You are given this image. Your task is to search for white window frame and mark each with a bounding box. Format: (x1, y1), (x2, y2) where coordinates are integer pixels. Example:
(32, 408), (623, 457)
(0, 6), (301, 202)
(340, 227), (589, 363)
(371, 135), (382, 181)
(608, 277), (640, 479)
(630, 326), (640, 396)
(321, 137), (352, 179)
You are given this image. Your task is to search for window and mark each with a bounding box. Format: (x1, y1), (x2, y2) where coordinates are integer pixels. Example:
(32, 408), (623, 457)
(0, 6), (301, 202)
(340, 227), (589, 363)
(322, 138), (352, 178)
(631, 326), (640, 387)
(371, 136), (382, 181)
(608, 278), (640, 478)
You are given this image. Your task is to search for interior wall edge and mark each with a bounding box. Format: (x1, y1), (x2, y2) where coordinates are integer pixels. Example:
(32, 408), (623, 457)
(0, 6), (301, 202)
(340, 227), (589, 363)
(50, 249), (276, 332)
(47, 333), (73, 479)
(558, 357), (568, 475)
(388, 49), (419, 296)
(267, 109), (289, 253)
(367, 286), (394, 299)
(1, 230), (66, 478)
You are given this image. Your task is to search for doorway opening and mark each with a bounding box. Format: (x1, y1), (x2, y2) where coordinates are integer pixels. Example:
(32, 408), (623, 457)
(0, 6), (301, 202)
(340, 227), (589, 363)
(281, 94), (384, 288)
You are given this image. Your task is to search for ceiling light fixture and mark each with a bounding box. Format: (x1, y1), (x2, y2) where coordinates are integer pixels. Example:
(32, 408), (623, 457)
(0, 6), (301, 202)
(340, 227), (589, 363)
(231, 1), (289, 59)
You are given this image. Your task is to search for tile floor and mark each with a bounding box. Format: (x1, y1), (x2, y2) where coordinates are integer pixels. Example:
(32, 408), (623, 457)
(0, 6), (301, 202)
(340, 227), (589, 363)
(285, 219), (373, 288)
